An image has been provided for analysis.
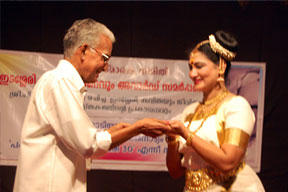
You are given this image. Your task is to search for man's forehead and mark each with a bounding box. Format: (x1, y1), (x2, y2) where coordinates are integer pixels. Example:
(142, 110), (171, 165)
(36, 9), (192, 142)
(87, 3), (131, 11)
(95, 35), (113, 52)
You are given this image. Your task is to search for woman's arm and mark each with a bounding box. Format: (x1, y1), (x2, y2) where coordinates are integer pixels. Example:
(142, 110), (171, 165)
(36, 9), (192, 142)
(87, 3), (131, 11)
(168, 120), (246, 173)
(166, 135), (185, 179)
(187, 133), (245, 172)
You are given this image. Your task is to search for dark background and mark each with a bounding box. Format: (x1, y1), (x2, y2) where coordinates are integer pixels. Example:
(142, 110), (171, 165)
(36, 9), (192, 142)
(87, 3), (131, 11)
(1, 1), (288, 192)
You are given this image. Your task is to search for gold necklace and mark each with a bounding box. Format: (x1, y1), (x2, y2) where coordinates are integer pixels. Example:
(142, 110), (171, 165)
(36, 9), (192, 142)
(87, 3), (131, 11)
(186, 90), (228, 134)
(203, 92), (224, 106)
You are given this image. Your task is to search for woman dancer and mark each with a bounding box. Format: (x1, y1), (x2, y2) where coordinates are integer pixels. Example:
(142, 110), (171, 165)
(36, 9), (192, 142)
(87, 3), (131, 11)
(165, 31), (265, 192)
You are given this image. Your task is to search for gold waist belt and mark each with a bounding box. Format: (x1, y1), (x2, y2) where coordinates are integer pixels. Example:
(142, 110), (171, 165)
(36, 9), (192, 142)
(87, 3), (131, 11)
(185, 162), (245, 191)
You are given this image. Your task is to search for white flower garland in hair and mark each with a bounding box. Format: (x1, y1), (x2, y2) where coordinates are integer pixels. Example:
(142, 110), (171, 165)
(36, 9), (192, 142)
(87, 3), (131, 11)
(209, 34), (236, 61)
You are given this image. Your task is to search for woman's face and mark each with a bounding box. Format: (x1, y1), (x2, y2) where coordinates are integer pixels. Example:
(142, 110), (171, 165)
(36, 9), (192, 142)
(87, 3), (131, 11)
(188, 51), (219, 93)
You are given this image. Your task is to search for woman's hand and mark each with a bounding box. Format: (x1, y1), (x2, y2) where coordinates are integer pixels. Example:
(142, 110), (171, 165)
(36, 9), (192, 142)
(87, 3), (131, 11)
(166, 120), (190, 139)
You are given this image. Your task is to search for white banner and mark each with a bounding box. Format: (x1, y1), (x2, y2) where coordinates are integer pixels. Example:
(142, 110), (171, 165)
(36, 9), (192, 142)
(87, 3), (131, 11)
(0, 50), (265, 172)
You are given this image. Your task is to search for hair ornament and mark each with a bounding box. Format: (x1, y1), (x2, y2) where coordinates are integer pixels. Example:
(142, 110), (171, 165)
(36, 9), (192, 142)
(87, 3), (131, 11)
(209, 34), (236, 61)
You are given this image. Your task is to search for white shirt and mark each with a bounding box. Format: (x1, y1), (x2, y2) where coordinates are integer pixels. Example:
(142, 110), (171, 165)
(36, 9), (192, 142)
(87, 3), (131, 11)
(13, 60), (112, 192)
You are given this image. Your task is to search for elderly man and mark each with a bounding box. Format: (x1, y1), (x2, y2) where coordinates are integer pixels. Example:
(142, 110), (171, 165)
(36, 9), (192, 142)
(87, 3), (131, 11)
(13, 18), (169, 192)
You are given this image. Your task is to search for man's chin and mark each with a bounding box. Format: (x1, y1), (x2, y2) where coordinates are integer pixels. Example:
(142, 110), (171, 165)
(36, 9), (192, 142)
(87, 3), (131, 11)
(94, 74), (100, 81)
(84, 77), (98, 84)
(92, 74), (100, 83)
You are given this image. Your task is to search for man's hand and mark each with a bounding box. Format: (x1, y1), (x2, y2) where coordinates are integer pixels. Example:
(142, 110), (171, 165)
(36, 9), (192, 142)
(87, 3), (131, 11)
(135, 118), (171, 138)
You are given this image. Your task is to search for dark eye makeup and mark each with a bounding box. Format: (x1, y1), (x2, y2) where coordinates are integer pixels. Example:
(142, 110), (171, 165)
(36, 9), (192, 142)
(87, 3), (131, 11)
(188, 62), (205, 70)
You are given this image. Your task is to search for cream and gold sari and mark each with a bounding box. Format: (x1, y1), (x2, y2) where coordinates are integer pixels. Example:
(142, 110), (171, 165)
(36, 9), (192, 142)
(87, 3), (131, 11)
(177, 96), (265, 192)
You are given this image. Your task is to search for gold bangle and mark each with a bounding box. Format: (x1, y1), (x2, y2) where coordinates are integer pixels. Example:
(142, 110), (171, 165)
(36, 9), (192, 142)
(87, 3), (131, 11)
(165, 136), (178, 145)
(186, 133), (195, 147)
(167, 140), (179, 145)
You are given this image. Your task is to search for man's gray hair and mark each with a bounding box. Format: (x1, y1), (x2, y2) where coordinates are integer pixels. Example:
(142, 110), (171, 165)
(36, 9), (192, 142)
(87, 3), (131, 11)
(63, 18), (115, 58)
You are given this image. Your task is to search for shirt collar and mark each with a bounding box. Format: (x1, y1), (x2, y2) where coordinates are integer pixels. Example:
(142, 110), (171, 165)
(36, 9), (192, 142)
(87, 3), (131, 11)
(57, 59), (87, 93)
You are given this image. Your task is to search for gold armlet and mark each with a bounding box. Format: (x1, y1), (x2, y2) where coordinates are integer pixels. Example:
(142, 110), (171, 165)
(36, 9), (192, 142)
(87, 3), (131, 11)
(186, 132), (195, 147)
(224, 128), (250, 150)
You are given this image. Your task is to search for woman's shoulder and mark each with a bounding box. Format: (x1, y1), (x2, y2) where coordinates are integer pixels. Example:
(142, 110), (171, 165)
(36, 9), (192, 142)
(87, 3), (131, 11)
(217, 93), (253, 116)
(225, 94), (251, 108)
(220, 93), (255, 122)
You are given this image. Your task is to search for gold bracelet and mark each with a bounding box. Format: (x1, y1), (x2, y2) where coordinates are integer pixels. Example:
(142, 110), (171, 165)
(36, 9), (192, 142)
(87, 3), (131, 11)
(186, 132), (195, 147)
(165, 136), (178, 145)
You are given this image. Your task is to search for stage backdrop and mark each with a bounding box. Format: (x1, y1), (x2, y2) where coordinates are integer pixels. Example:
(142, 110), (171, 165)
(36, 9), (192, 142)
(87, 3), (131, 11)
(0, 50), (265, 172)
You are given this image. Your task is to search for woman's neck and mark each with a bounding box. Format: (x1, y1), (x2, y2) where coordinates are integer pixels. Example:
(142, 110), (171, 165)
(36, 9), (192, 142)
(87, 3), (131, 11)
(203, 85), (227, 104)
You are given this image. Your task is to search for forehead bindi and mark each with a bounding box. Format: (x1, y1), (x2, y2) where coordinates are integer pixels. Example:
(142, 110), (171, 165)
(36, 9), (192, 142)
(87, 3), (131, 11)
(190, 52), (204, 64)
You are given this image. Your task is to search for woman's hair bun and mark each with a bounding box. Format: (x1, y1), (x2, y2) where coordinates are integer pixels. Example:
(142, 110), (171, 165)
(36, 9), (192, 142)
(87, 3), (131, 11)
(214, 30), (238, 53)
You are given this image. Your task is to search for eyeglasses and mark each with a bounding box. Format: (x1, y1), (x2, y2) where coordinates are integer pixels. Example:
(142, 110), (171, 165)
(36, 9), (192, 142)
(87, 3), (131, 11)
(89, 46), (111, 63)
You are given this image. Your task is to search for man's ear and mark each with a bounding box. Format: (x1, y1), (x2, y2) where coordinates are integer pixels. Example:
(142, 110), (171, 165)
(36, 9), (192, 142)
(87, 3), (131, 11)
(81, 44), (89, 53)
(77, 44), (88, 61)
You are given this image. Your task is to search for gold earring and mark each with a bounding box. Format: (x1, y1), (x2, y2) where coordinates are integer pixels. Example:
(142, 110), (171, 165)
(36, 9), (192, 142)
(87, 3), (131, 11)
(217, 57), (225, 82)
(217, 73), (225, 82)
